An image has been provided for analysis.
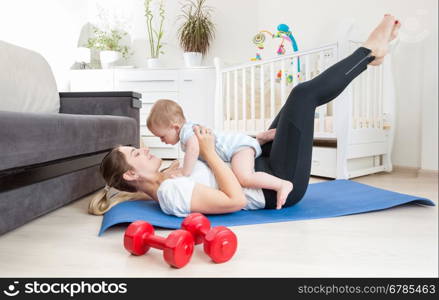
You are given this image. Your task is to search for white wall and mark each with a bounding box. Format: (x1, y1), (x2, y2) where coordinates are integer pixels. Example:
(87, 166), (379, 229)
(81, 0), (258, 67)
(0, 0), (89, 94)
(0, 0), (257, 86)
(0, 0), (437, 170)
(420, 12), (438, 171)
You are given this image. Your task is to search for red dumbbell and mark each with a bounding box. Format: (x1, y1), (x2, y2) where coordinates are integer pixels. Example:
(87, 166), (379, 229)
(181, 213), (237, 263)
(124, 221), (194, 268)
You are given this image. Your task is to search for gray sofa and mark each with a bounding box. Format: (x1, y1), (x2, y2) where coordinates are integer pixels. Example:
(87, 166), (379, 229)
(0, 92), (141, 235)
(0, 41), (141, 235)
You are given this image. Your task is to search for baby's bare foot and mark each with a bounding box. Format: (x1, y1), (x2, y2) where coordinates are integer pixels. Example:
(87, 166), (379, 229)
(256, 128), (276, 145)
(276, 180), (293, 209)
(363, 14), (398, 66)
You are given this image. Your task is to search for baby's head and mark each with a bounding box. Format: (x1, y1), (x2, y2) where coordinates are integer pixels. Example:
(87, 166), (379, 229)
(147, 99), (186, 145)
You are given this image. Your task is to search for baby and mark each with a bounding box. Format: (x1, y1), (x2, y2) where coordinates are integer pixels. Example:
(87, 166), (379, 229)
(146, 99), (293, 209)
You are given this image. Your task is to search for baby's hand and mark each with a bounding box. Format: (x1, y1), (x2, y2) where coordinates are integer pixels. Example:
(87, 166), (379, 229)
(167, 160), (180, 171)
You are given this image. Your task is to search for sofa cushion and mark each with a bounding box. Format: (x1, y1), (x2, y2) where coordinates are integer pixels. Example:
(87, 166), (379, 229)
(0, 111), (138, 171)
(0, 40), (60, 113)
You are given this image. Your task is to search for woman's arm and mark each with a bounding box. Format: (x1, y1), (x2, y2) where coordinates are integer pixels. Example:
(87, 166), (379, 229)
(190, 183), (246, 214)
(181, 135), (200, 176)
(190, 126), (247, 214)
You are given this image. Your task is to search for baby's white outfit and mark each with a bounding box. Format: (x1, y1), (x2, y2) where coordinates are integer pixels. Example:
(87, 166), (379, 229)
(157, 161), (265, 217)
(179, 121), (262, 162)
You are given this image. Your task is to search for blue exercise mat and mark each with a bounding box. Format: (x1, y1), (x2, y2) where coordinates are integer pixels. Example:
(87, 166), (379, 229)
(98, 179), (435, 236)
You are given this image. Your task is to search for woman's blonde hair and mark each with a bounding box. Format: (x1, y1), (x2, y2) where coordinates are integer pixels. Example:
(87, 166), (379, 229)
(88, 186), (150, 215)
(146, 99), (186, 130)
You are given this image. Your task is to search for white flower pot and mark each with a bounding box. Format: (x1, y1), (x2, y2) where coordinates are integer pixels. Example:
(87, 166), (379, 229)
(183, 52), (203, 67)
(147, 58), (162, 68)
(100, 50), (120, 69)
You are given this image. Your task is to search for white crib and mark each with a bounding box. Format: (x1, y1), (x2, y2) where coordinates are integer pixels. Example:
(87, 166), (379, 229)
(213, 23), (398, 179)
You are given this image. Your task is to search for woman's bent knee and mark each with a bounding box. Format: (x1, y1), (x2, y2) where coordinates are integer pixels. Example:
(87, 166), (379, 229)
(290, 82), (310, 98)
(283, 187), (306, 207)
(283, 82), (316, 114)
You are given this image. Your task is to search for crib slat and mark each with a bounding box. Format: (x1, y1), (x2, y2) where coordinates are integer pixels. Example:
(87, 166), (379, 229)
(357, 76), (361, 129)
(280, 59), (286, 106)
(374, 66), (379, 128)
(361, 72), (366, 128)
(378, 65), (383, 129)
(359, 72), (362, 128)
(352, 75), (357, 129)
(378, 66), (382, 129)
(364, 71), (368, 128)
(226, 72), (231, 130)
(305, 55), (310, 81)
(234, 70), (238, 131)
(376, 67), (380, 128)
(251, 66), (256, 131)
(270, 62), (275, 122)
(319, 105), (325, 132)
(366, 68), (371, 128)
(242, 68), (246, 131)
(318, 51), (324, 74)
(316, 51), (325, 132)
(371, 67), (375, 128)
(370, 68), (373, 128)
(260, 65), (265, 130)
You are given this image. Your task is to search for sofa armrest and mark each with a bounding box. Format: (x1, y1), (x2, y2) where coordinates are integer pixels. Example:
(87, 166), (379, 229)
(59, 91), (142, 118)
(59, 91), (142, 148)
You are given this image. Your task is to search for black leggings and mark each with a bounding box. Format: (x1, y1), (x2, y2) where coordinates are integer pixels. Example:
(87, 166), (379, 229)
(255, 47), (375, 209)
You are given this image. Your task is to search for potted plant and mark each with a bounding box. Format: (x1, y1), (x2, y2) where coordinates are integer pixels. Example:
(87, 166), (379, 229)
(177, 0), (215, 67)
(144, 0), (165, 68)
(87, 26), (131, 68)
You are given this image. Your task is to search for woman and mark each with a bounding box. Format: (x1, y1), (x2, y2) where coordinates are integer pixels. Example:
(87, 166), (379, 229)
(91, 15), (401, 217)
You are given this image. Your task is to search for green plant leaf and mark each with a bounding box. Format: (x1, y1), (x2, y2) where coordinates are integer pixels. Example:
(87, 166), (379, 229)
(86, 25), (132, 59)
(177, 0), (215, 54)
(144, 0), (166, 57)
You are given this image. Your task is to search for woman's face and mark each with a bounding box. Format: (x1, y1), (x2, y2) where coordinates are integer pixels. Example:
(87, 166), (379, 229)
(118, 146), (162, 179)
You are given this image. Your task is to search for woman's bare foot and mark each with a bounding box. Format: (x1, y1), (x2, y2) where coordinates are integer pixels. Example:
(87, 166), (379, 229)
(276, 180), (293, 210)
(362, 14), (399, 66)
(256, 128), (276, 145)
(390, 20), (401, 41)
(372, 18), (401, 65)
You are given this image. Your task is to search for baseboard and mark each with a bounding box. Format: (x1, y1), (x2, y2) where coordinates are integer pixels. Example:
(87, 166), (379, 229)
(393, 165), (438, 177)
(417, 168), (439, 177)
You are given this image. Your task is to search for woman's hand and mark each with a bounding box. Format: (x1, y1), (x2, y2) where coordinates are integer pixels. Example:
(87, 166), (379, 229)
(193, 125), (216, 161)
(191, 126), (246, 214)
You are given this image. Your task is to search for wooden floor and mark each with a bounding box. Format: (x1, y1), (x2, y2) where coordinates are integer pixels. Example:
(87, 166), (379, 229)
(0, 169), (437, 277)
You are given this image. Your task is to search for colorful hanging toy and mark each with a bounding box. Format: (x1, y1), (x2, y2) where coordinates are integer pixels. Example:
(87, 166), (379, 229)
(251, 24), (300, 74)
(276, 70), (294, 84)
(251, 53), (262, 61)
